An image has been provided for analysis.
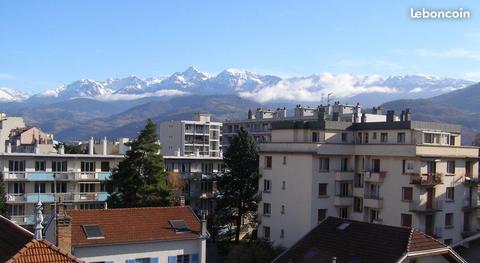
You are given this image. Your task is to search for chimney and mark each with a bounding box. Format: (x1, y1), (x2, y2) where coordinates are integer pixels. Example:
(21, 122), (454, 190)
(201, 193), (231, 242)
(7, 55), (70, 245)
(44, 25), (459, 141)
(400, 110), (405, 122)
(102, 137), (108, 155)
(405, 108), (411, 121)
(180, 196), (185, 207)
(89, 137), (94, 155)
(6, 142), (11, 153)
(361, 113), (367, 123)
(317, 107), (326, 121)
(247, 109), (254, 120)
(58, 144), (65, 154)
(386, 110), (395, 122)
(56, 204), (72, 254)
(353, 112), (359, 123)
(34, 200), (44, 240)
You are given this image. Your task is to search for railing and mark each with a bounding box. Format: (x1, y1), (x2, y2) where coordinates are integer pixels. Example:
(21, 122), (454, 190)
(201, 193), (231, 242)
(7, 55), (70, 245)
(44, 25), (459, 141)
(410, 173), (442, 186)
(75, 192), (108, 201)
(363, 193), (383, 208)
(462, 176), (480, 186)
(3, 172), (26, 180)
(6, 193), (26, 202)
(363, 171), (387, 182)
(409, 199), (443, 212)
(334, 171), (354, 181)
(462, 197), (479, 211)
(9, 215), (35, 225)
(3, 171), (111, 181)
(364, 192), (382, 200)
(25, 193), (55, 203)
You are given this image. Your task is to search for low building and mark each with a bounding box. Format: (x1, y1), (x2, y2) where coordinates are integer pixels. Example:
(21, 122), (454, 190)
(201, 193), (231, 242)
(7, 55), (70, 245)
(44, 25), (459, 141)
(0, 214), (82, 263)
(0, 113), (27, 153)
(273, 217), (466, 263)
(48, 206), (207, 263)
(159, 113), (222, 158)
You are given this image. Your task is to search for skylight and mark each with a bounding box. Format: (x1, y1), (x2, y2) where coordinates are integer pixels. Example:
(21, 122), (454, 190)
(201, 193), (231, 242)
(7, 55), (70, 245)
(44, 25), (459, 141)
(337, 222), (351, 231)
(82, 224), (104, 239)
(169, 220), (190, 233)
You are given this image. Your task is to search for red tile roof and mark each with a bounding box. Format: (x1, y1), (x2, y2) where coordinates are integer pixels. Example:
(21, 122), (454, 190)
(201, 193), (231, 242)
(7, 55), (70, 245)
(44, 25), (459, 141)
(273, 217), (460, 263)
(67, 206), (202, 247)
(0, 216), (82, 263)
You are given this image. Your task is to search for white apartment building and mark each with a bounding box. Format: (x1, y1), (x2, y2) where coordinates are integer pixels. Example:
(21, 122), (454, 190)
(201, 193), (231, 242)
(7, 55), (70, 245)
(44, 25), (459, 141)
(258, 109), (479, 248)
(222, 103), (390, 148)
(0, 113), (27, 153)
(2, 138), (123, 229)
(160, 113), (222, 158)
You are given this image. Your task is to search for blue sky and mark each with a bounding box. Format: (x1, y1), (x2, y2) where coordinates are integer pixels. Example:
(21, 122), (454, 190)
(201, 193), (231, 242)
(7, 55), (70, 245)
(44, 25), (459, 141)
(1, 0), (479, 93)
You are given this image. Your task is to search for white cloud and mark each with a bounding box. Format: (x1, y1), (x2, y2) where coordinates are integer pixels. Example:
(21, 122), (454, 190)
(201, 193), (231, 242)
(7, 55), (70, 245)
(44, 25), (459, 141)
(238, 73), (399, 103)
(464, 71), (480, 81)
(409, 87), (423, 93)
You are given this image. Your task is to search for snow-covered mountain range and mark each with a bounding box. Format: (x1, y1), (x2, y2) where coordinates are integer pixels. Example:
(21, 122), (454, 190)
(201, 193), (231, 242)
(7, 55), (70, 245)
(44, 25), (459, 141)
(1, 67), (476, 105)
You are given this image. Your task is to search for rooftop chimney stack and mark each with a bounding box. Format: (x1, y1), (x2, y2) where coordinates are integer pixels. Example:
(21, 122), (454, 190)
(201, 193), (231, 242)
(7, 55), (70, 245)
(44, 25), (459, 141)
(102, 137), (108, 155)
(361, 113), (367, 123)
(317, 107), (326, 122)
(386, 110), (395, 122)
(353, 112), (359, 123)
(405, 108), (411, 121)
(400, 110), (405, 122)
(56, 204), (72, 254)
(58, 144), (65, 155)
(89, 137), (94, 155)
(247, 109), (254, 120)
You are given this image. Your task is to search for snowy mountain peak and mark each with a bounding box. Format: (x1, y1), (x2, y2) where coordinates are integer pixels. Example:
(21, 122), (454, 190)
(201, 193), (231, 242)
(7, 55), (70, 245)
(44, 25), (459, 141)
(0, 87), (30, 102)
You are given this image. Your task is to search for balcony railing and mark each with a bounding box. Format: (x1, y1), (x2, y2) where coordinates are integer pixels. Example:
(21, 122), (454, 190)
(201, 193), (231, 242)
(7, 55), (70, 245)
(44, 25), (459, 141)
(9, 215), (35, 225)
(410, 173), (442, 187)
(409, 199), (443, 213)
(334, 171), (355, 181)
(3, 172), (26, 180)
(334, 195), (353, 206)
(6, 193), (26, 202)
(364, 171), (387, 183)
(3, 171), (111, 181)
(364, 193), (383, 208)
(462, 176), (480, 186)
(462, 197), (479, 211)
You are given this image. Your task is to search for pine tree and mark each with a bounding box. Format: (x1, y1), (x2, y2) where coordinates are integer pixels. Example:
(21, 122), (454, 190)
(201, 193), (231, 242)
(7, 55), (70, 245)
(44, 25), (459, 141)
(107, 119), (172, 207)
(0, 172), (7, 216)
(216, 127), (259, 242)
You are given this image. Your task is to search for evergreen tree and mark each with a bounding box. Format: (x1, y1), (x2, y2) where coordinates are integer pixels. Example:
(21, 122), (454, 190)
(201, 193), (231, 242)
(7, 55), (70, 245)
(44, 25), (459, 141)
(107, 119), (172, 207)
(0, 172), (7, 216)
(216, 127), (259, 242)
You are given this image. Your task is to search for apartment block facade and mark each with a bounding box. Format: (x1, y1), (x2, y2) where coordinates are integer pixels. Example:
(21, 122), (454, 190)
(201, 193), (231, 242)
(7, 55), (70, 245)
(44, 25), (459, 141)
(258, 110), (479, 248)
(2, 150), (122, 229)
(160, 113), (222, 158)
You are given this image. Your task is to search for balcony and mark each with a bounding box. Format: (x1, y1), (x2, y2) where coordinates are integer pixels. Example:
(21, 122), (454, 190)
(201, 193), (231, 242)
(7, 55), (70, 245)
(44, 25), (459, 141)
(363, 193), (383, 208)
(26, 193), (55, 203)
(26, 172), (54, 181)
(364, 171), (387, 183)
(409, 199), (443, 213)
(3, 172), (26, 180)
(410, 173), (442, 187)
(334, 195), (353, 206)
(75, 172), (112, 181)
(75, 192), (109, 201)
(424, 226), (443, 238)
(9, 215), (35, 225)
(462, 197), (479, 212)
(462, 176), (480, 187)
(334, 171), (354, 181)
(97, 172), (111, 180)
(54, 172), (76, 180)
(6, 194), (26, 202)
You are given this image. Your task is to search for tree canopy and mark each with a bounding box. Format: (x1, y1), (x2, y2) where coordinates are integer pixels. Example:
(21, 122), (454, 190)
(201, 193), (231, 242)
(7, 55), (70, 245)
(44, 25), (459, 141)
(107, 119), (172, 207)
(216, 127), (259, 242)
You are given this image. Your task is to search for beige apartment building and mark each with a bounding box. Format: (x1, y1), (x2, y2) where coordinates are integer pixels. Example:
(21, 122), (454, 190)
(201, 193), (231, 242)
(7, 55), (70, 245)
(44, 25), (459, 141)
(258, 109), (479, 248)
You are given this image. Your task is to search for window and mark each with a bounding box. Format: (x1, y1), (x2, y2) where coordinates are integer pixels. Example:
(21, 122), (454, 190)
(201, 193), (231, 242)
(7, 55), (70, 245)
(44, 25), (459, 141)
(80, 183), (96, 193)
(358, 132), (362, 144)
(353, 197), (363, 213)
(380, 133), (388, 143)
(81, 161), (95, 172)
(372, 159), (380, 173)
(8, 160), (25, 172)
(444, 239), (452, 245)
(401, 214), (412, 227)
(34, 182), (46, 193)
(101, 162), (110, 172)
(449, 136), (456, 146)
(364, 132), (369, 144)
(263, 203), (271, 216)
(281, 205), (285, 214)
(8, 204), (24, 216)
(52, 161), (67, 172)
(397, 132), (406, 143)
(264, 156), (272, 169)
(319, 158), (329, 172)
(446, 187), (454, 201)
(263, 226), (270, 240)
(339, 207), (348, 219)
(312, 132), (319, 142)
(424, 133), (441, 144)
(426, 161), (436, 174)
(282, 156), (287, 165)
(35, 161), (46, 171)
(336, 182), (350, 197)
(354, 173), (363, 188)
(402, 160), (414, 174)
(445, 213), (453, 227)
(100, 182), (106, 192)
(402, 187), (413, 201)
(340, 158), (348, 171)
(317, 209), (327, 222)
(369, 209), (380, 223)
(263, 179), (271, 192)
(280, 229), (285, 238)
(282, 181), (286, 190)
(51, 182), (67, 193)
(341, 133), (348, 142)
(11, 182), (25, 194)
(447, 161), (455, 174)
(318, 183), (328, 196)
(372, 132), (377, 140)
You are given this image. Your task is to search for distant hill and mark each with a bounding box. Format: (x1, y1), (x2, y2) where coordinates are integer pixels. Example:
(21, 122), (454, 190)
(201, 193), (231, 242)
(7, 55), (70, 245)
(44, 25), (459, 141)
(430, 82), (480, 113)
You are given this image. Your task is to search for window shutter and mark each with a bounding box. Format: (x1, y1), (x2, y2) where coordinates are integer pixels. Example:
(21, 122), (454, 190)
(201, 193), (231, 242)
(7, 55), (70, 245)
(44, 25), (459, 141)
(191, 254), (199, 263)
(151, 258), (159, 263)
(168, 256), (177, 263)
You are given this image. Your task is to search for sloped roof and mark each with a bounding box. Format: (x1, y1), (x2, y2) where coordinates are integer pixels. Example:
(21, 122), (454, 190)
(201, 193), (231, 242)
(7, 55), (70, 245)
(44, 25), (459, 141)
(68, 206), (202, 247)
(273, 217), (456, 263)
(0, 216), (82, 263)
